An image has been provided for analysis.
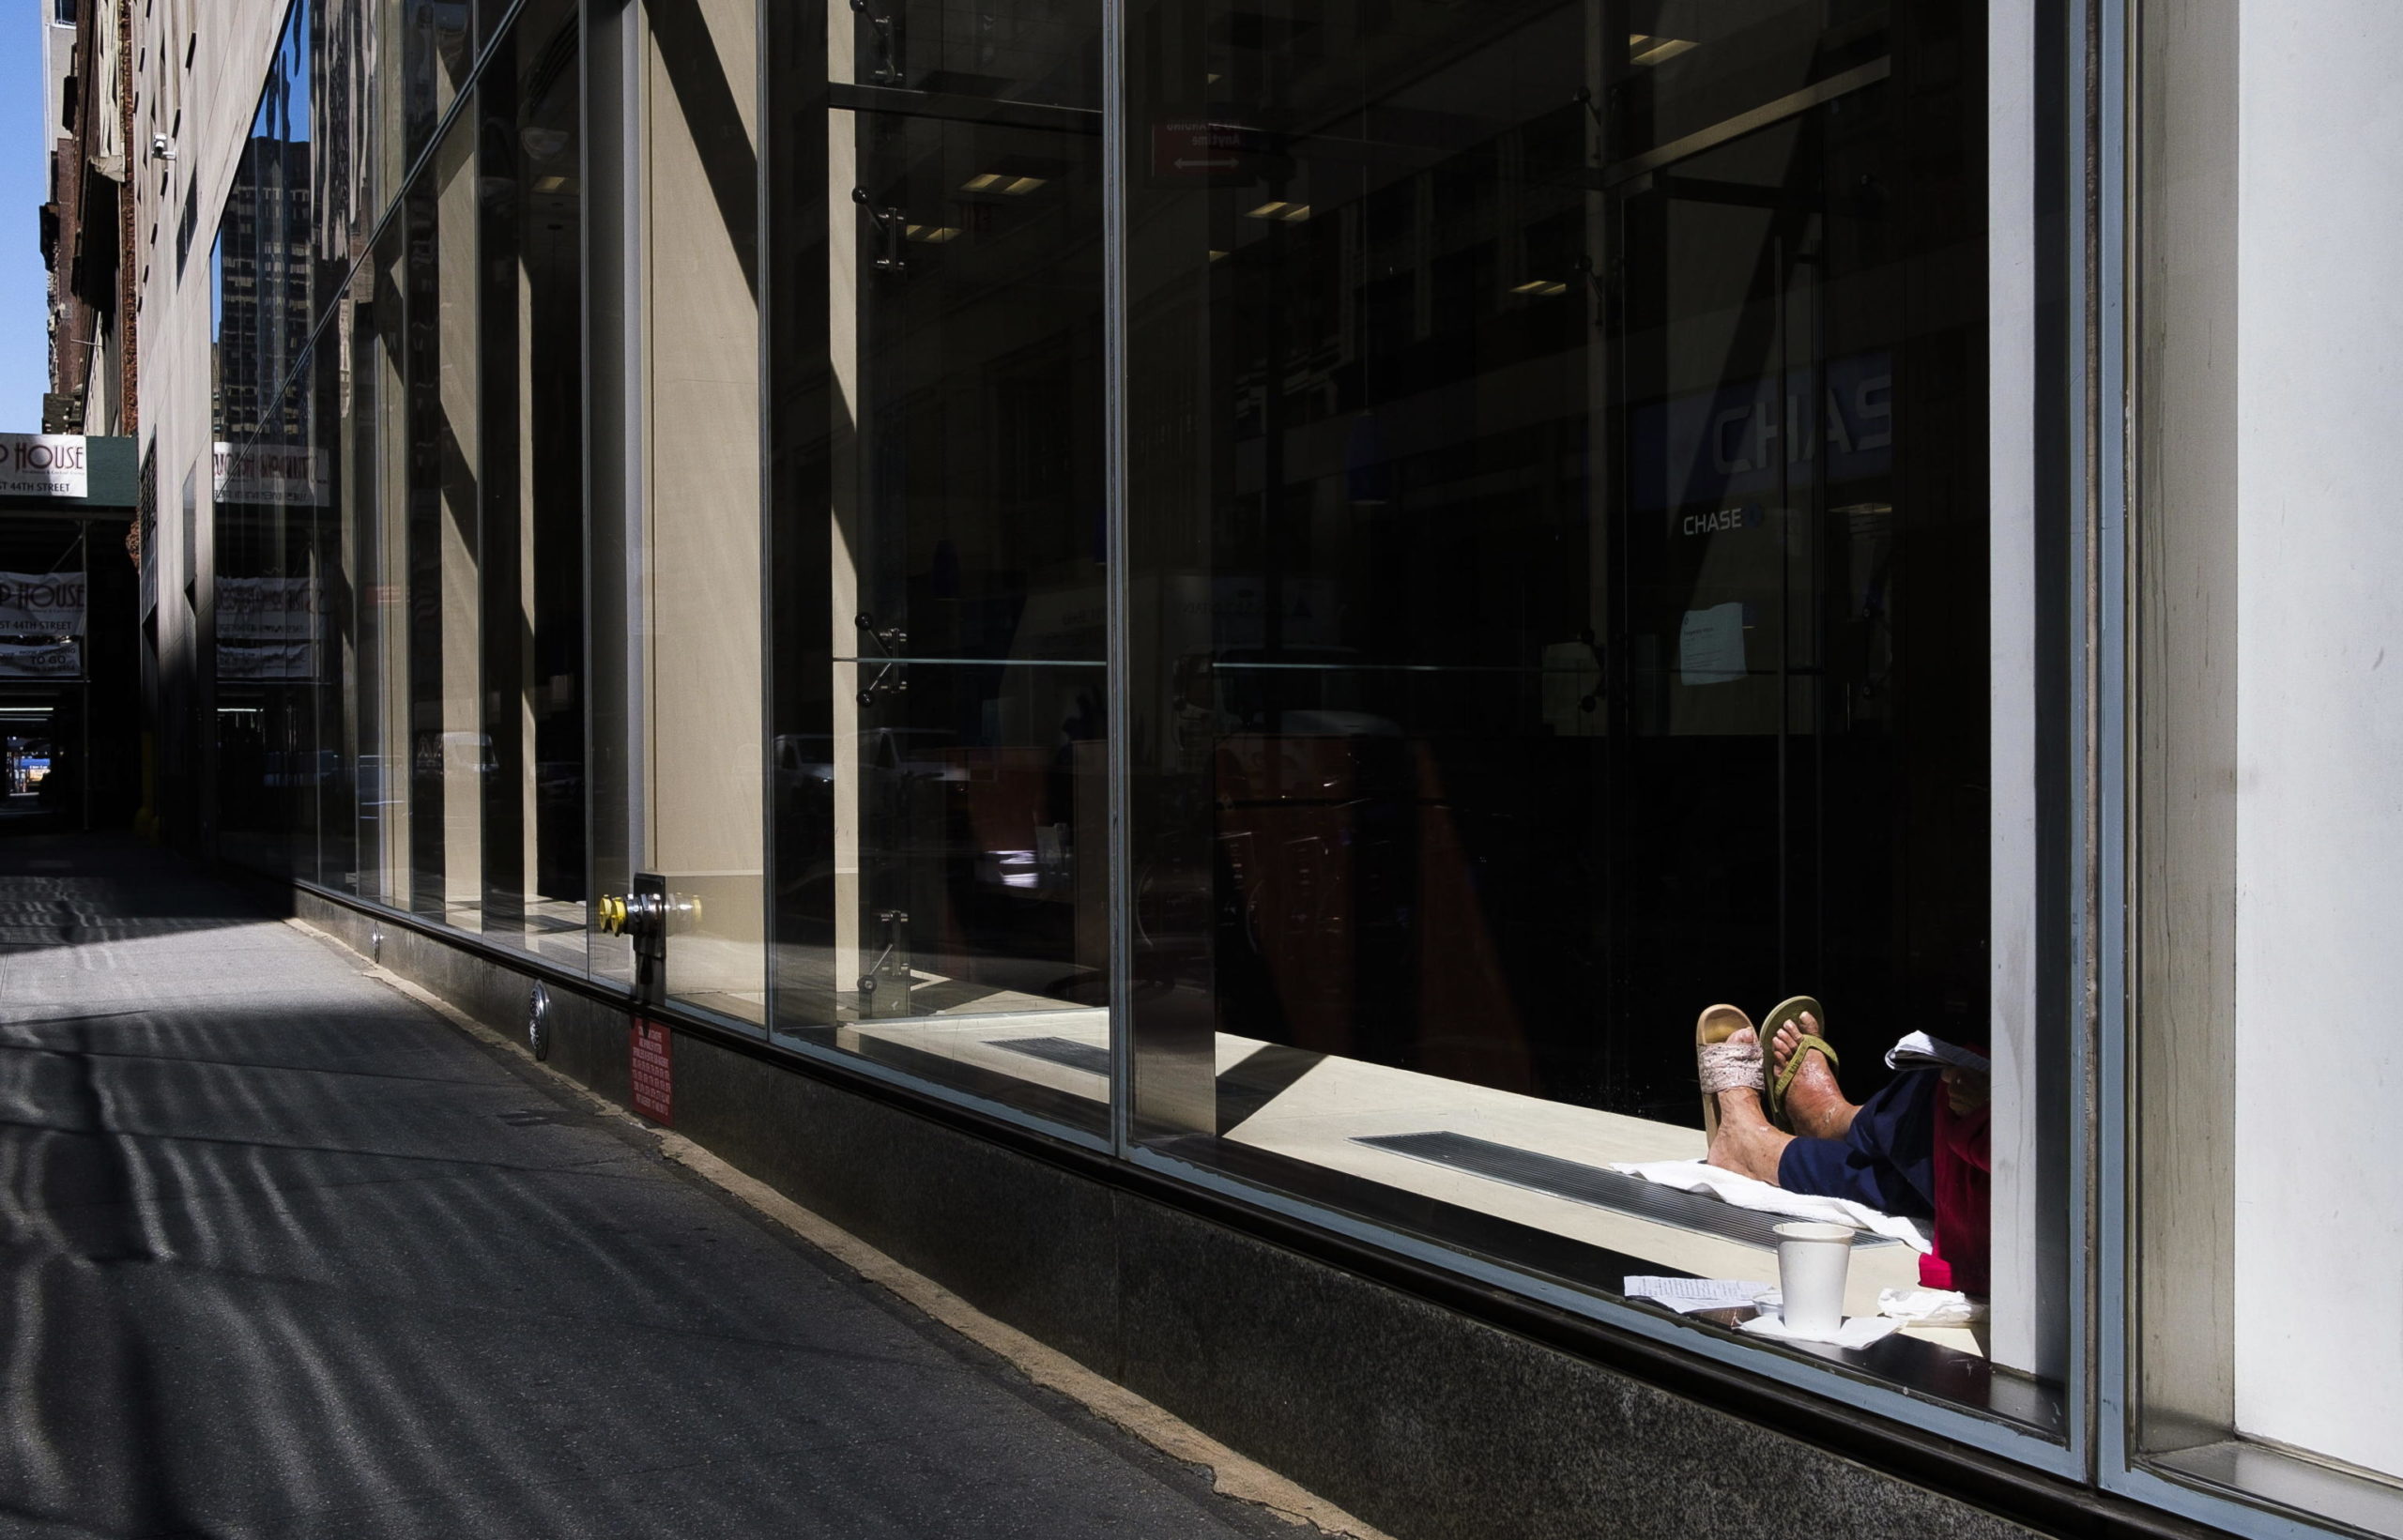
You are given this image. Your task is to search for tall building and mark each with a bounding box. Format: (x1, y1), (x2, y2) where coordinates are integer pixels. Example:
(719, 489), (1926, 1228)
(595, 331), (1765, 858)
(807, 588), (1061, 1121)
(112, 4), (2403, 1538)
(40, 0), (135, 437)
(38, 0), (78, 428)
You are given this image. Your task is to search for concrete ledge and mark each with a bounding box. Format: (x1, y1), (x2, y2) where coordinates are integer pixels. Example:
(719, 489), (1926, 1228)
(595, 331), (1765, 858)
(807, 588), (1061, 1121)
(289, 888), (2053, 1540)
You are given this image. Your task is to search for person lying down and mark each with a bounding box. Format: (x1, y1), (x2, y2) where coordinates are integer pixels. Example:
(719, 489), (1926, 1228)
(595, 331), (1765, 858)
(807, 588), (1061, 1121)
(1694, 999), (1991, 1296)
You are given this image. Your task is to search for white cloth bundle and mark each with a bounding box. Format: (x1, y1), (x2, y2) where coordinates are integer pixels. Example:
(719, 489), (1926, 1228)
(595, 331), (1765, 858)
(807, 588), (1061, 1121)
(1876, 1288), (1984, 1324)
(1606, 1158), (1932, 1253)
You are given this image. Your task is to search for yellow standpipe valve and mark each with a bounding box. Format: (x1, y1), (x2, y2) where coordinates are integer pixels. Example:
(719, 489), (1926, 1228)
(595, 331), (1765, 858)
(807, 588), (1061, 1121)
(597, 894), (630, 935)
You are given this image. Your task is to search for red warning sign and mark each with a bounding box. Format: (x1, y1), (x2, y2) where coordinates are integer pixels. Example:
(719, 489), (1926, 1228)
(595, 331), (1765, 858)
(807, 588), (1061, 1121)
(630, 1016), (674, 1125)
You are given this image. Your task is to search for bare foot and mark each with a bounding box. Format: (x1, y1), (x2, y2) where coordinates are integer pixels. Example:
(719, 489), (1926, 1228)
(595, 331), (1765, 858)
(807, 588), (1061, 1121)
(1705, 1029), (1794, 1183)
(1771, 1013), (1859, 1141)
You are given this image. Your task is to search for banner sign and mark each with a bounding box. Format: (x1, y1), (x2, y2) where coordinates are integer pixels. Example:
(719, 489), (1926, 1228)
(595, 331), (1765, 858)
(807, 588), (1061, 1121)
(0, 435), (90, 500)
(0, 572), (86, 636)
(213, 443), (329, 507)
(0, 641), (83, 679)
(216, 575), (322, 642)
(217, 641), (317, 680)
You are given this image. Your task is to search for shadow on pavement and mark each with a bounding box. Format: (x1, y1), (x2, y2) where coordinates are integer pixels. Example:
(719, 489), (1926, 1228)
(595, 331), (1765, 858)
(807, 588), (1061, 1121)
(0, 836), (1296, 1540)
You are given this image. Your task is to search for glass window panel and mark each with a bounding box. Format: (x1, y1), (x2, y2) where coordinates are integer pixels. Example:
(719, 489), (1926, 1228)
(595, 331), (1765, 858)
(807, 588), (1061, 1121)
(378, 0), (412, 202)
(315, 0), (378, 310)
(404, 0), (474, 162)
(634, 0), (768, 1023)
(1123, 0), (2057, 1422)
(476, 3), (589, 964)
(766, 0), (1111, 1134)
(359, 229), (412, 905)
(402, 113), (482, 923)
(317, 271), (360, 895)
(214, 2), (323, 882)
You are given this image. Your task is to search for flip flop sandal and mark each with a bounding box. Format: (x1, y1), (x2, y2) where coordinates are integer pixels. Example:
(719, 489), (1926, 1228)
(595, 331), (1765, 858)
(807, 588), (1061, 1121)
(1760, 994), (1833, 1134)
(1693, 1003), (1760, 1138)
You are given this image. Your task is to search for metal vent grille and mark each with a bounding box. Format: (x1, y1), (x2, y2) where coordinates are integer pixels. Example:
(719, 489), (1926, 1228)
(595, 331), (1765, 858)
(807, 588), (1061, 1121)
(994, 1035), (1112, 1077)
(1352, 1131), (1898, 1250)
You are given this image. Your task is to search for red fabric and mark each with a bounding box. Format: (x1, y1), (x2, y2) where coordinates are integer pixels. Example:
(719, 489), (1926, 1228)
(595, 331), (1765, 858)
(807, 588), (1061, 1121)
(1919, 1092), (1991, 1294)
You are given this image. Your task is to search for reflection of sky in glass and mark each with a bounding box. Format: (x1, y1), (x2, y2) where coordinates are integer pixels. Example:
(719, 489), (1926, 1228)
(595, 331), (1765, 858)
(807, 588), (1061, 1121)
(254, 0), (312, 143)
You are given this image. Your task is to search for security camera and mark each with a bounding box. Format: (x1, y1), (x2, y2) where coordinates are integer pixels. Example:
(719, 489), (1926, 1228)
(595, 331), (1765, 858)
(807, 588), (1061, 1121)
(151, 134), (176, 160)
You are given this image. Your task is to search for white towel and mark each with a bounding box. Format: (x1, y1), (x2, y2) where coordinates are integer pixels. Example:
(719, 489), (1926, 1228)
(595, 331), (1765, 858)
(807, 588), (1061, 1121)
(1606, 1158), (1932, 1253)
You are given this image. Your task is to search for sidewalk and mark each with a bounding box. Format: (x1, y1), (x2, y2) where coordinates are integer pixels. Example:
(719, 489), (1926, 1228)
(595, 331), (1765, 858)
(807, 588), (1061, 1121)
(0, 835), (1319, 1540)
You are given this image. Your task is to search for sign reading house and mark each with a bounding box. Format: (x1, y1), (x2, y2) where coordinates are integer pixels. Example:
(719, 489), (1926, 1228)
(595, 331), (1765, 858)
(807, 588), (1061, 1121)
(0, 436), (90, 501)
(0, 572), (86, 636)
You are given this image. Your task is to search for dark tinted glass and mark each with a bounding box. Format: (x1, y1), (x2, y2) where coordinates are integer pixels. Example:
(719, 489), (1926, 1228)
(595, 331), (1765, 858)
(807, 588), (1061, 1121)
(840, 0), (1100, 106)
(1123, 0), (2010, 1404)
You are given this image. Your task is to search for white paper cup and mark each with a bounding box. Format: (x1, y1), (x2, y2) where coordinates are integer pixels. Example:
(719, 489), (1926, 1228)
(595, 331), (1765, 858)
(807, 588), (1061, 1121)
(1773, 1221), (1857, 1334)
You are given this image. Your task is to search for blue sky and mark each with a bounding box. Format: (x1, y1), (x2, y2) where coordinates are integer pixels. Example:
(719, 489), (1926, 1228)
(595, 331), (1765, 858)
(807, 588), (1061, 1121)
(0, 3), (54, 434)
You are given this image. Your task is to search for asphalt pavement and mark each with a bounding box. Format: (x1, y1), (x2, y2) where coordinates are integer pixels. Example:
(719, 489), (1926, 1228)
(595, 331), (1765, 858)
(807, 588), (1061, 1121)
(0, 833), (1309, 1540)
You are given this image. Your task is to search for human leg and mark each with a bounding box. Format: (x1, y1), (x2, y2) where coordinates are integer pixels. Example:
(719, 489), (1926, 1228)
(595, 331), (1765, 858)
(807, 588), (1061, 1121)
(1775, 1070), (1940, 1219)
(1703, 1028), (1795, 1183)
(1770, 1012), (1859, 1140)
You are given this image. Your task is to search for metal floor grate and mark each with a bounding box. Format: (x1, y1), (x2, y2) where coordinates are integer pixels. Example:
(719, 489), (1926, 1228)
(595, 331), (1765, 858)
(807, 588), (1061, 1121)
(994, 1036), (1113, 1076)
(1352, 1131), (1898, 1250)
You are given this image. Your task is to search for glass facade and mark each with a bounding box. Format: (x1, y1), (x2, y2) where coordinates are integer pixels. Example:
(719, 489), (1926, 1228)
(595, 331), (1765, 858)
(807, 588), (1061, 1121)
(189, 2), (2403, 1532)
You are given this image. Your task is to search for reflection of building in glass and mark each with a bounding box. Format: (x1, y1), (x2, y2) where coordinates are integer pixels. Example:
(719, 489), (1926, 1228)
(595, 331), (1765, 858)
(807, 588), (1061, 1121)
(212, 138), (313, 446)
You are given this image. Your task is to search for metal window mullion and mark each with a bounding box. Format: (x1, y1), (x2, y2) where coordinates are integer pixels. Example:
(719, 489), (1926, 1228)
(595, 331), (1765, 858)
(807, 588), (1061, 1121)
(2093, 0), (2134, 1495)
(753, 0), (779, 1033)
(1102, 0), (1133, 1156)
(622, 0), (648, 886)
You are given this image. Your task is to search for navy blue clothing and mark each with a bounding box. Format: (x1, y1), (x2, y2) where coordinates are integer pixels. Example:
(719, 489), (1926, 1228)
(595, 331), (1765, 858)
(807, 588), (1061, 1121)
(1775, 1067), (1939, 1220)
